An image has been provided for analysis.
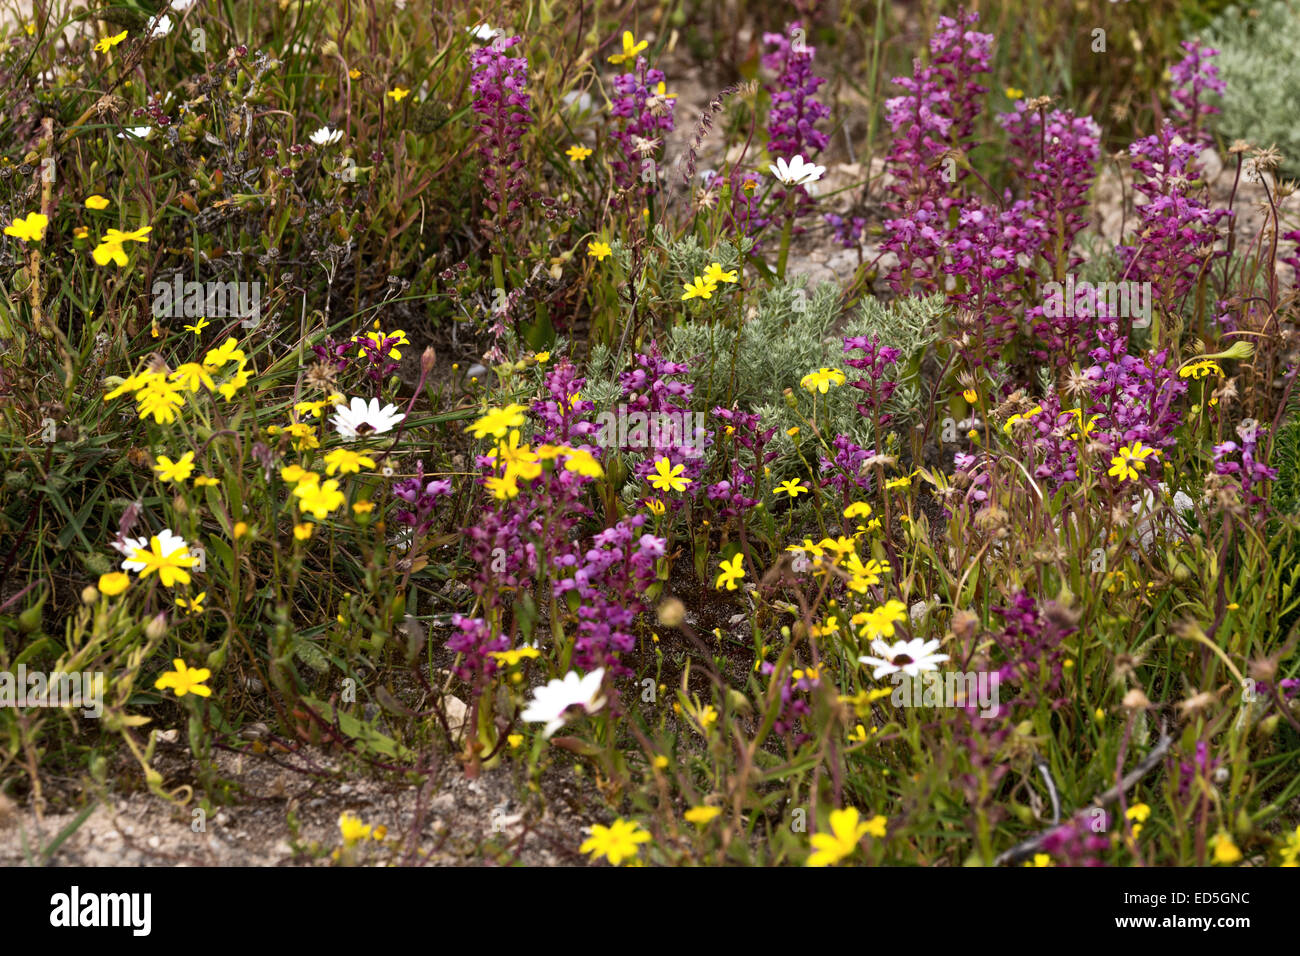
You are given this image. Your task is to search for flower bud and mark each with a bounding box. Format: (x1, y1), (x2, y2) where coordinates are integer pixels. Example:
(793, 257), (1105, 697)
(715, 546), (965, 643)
(145, 613), (169, 641)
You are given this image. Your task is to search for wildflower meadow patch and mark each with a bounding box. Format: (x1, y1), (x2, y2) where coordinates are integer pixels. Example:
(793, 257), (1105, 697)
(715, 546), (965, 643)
(0, 0), (1298, 901)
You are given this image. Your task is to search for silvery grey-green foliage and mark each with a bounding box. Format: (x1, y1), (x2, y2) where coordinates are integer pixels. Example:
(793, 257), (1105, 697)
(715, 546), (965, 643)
(576, 341), (624, 411)
(578, 234), (947, 495)
(1200, 0), (1300, 175)
(664, 282), (945, 479)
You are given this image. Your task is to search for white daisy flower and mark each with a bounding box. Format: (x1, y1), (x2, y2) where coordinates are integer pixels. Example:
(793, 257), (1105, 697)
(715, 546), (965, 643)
(330, 396), (406, 441)
(859, 638), (949, 679)
(310, 126), (343, 146)
(520, 669), (606, 737)
(111, 534), (149, 560)
(769, 154), (826, 187)
(117, 529), (193, 573)
(149, 13), (173, 38)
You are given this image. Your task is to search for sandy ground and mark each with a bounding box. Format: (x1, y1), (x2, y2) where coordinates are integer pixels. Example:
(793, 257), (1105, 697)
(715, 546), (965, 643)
(0, 741), (598, 866)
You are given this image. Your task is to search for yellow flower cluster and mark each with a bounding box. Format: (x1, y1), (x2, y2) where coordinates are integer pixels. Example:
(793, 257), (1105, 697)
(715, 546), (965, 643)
(104, 338), (252, 424)
(681, 262), (740, 301)
(465, 406), (603, 500)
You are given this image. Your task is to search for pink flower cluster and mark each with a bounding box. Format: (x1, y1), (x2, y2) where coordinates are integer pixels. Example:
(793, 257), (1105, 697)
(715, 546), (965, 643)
(556, 515), (664, 675)
(617, 344), (709, 493)
(609, 58), (675, 195)
(470, 36), (532, 225)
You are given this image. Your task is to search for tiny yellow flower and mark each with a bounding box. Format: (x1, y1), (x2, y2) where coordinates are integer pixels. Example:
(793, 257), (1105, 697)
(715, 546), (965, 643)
(176, 591), (206, 615)
(339, 812), (372, 843)
(281, 464), (318, 486)
(1212, 830), (1242, 865)
(323, 448), (376, 476)
(465, 404), (528, 440)
(98, 572), (130, 596)
(4, 212), (49, 243)
(800, 368), (846, 394)
(84, 195), (111, 210)
(1125, 802), (1150, 839)
(685, 806), (722, 826)
(91, 226), (151, 267)
(154, 659), (211, 697)
(963, 387), (978, 404)
(294, 523), (314, 540)
(73, 226), (89, 240)
(607, 30), (648, 65)
(681, 275), (718, 301)
(507, 733), (525, 749)
(566, 145), (593, 162)
(775, 479), (809, 498)
(856, 600), (908, 640)
(129, 535), (198, 587)
(1108, 441), (1159, 483)
(702, 262), (738, 284)
(579, 818), (652, 866)
(715, 553), (745, 591)
(652, 755), (669, 769)
(233, 521), (249, 539)
(647, 457), (690, 493)
(153, 451), (196, 484)
(193, 475), (220, 488)
(95, 30), (129, 53)
(202, 337), (245, 369)
(294, 479), (346, 518)
(351, 500), (375, 516)
(534, 351), (550, 363)
(1005, 87), (1024, 100)
(1003, 404), (1044, 434)
(491, 646), (541, 668)
(1125, 803), (1151, 823)
(587, 240), (612, 261)
(386, 86), (410, 102)
(807, 807), (876, 867)
(645, 498), (666, 515)
(485, 474), (521, 500)
(1179, 359), (1223, 380)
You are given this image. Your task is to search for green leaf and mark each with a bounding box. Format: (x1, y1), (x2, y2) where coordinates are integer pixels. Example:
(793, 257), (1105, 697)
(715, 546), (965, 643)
(300, 695), (412, 760)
